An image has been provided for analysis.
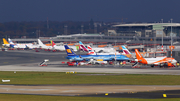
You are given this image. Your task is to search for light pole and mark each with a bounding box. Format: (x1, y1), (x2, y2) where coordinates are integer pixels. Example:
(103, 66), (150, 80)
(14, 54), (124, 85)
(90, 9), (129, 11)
(143, 40), (145, 49)
(170, 19), (173, 58)
(162, 32), (163, 51)
(161, 19), (163, 51)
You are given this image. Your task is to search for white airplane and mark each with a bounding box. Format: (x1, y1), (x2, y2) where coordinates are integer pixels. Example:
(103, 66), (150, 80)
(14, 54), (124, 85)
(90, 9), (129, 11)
(8, 38), (39, 49)
(86, 45), (121, 55)
(8, 38), (29, 49)
(134, 49), (177, 67)
(79, 41), (115, 53)
(91, 47), (115, 53)
(67, 45), (78, 52)
(51, 40), (78, 51)
(38, 39), (52, 50)
(51, 40), (65, 51)
(79, 41), (132, 56)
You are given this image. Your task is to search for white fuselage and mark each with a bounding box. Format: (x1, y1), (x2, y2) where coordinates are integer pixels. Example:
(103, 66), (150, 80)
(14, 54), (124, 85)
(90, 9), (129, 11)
(135, 57), (177, 65)
(39, 45), (52, 49)
(69, 46), (78, 51)
(145, 57), (166, 64)
(53, 45), (65, 51)
(92, 47), (115, 53)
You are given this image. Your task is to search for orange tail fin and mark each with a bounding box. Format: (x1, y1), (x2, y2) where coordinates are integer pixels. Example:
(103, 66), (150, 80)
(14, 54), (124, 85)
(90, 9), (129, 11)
(3, 38), (9, 44)
(135, 49), (143, 59)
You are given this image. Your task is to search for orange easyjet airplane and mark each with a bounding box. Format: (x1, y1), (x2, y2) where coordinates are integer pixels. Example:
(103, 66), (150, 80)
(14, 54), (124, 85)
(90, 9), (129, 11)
(134, 49), (177, 67)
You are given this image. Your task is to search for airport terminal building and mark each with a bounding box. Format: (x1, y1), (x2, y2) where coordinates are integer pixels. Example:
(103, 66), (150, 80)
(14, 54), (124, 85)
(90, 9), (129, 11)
(52, 23), (180, 45)
(111, 23), (180, 37)
(11, 23), (180, 46)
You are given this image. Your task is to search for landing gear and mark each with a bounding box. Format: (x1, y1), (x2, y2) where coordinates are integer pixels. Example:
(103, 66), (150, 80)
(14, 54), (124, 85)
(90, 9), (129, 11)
(151, 65), (154, 68)
(160, 63), (164, 68)
(164, 63), (168, 68)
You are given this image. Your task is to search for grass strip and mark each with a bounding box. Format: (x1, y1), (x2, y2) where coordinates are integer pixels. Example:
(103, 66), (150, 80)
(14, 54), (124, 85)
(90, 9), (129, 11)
(1, 94), (180, 101)
(0, 71), (180, 85)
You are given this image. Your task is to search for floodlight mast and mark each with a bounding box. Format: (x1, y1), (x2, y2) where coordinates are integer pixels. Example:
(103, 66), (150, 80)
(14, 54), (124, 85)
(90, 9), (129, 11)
(170, 19), (173, 58)
(161, 19), (163, 51)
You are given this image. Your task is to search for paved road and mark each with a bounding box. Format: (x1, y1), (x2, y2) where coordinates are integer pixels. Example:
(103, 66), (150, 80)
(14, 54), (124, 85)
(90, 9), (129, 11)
(0, 84), (180, 98)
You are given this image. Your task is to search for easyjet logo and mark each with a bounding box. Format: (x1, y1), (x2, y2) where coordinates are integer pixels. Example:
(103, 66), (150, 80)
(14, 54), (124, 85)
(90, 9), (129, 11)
(66, 49), (72, 53)
(135, 49), (142, 58)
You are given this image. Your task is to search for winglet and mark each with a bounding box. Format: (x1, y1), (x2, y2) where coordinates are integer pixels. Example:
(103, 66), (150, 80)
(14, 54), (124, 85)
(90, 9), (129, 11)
(64, 45), (77, 56)
(3, 38), (9, 44)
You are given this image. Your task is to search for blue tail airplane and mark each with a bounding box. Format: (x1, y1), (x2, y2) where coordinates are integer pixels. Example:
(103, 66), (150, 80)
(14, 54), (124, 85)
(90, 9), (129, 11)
(64, 45), (129, 62)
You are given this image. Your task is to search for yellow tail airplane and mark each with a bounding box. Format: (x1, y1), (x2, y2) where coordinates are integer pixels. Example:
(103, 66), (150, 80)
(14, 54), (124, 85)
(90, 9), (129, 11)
(2, 38), (10, 47)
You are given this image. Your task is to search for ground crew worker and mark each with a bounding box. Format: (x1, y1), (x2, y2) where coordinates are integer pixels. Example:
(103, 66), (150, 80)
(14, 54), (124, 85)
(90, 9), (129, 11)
(177, 62), (179, 67)
(120, 62), (123, 67)
(122, 61), (126, 67)
(76, 62), (79, 67)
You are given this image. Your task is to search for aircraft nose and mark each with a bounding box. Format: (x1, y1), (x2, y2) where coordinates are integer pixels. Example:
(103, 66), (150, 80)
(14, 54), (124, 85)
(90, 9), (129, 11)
(173, 59), (177, 63)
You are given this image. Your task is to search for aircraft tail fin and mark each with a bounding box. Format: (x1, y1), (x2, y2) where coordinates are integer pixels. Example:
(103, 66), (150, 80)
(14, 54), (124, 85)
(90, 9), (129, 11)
(79, 41), (96, 55)
(86, 45), (96, 55)
(79, 41), (88, 52)
(64, 45), (77, 56)
(122, 46), (131, 54)
(135, 49), (143, 59)
(3, 38), (9, 44)
(8, 38), (14, 44)
(79, 41), (83, 45)
(87, 45), (93, 50)
(51, 40), (56, 47)
(38, 39), (45, 46)
(80, 45), (88, 52)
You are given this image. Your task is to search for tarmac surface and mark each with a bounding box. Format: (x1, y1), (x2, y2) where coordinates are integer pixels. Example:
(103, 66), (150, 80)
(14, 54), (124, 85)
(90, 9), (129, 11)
(0, 84), (180, 98)
(1, 49), (180, 98)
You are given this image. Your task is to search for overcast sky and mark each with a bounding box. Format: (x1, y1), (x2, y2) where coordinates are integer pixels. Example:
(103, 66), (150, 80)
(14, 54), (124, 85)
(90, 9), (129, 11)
(0, 0), (179, 23)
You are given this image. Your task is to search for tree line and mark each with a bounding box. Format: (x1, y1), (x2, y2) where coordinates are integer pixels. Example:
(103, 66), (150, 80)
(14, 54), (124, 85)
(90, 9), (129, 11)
(0, 20), (110, 39)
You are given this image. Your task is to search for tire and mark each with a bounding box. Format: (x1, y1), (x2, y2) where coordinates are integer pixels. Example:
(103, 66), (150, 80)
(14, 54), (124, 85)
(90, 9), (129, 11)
(151, 65), (154, 68)
(160, 64), (164, 68)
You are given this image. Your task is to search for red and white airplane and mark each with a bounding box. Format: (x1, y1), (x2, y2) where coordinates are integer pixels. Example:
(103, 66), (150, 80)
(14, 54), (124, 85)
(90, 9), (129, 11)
(51, 40), (65, 51)
(79, 41), (123, 55)
(134, 49), (177, 67)
(80, 43), (132, 58)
